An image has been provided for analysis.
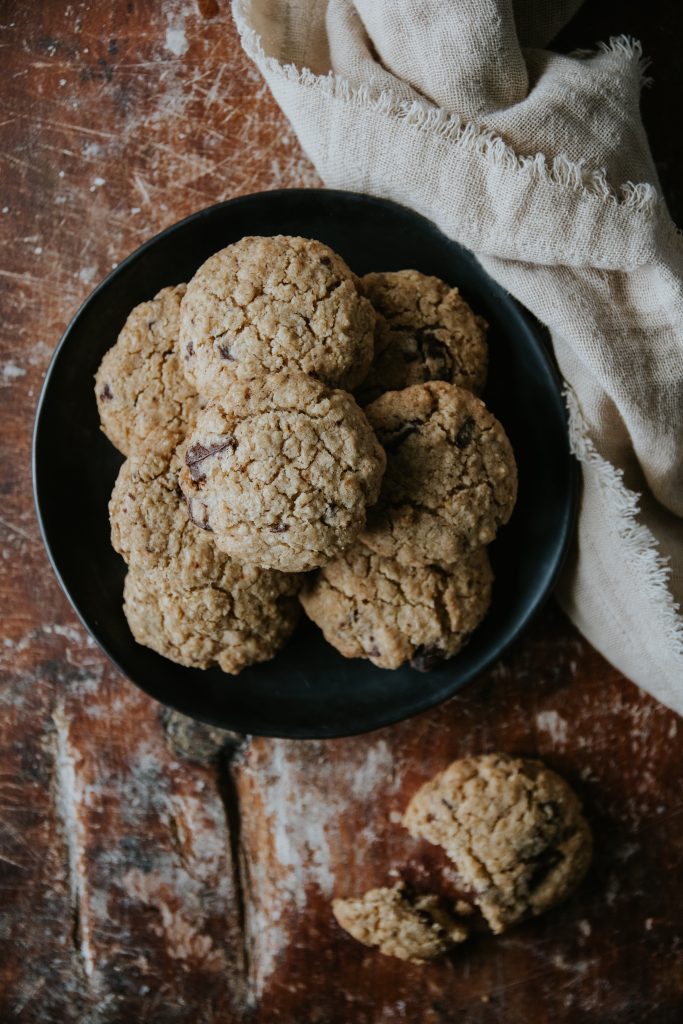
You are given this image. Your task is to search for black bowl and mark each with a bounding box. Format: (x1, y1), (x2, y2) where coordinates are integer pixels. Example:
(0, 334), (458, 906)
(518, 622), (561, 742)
(33, 189), (577, 739)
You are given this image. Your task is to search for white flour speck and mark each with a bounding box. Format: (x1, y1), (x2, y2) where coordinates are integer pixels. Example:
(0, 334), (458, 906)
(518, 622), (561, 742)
(165, 26), (188, 57)
(78, 266), (97, 284)
(535, 709), (568, 744)
(2, 362), (26, 381)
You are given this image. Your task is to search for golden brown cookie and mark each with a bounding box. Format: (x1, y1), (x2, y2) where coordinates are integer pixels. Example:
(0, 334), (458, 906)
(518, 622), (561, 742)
(403, 753), (593, 933)
(179, 235), (375, 394)
(357, 269), (487, 404)
(110, 438), (302, 673)
(362, 382), (517, 565)
(177, 372), (386, 573)
(301, 542), (493, 670)
(95, 284), (199, 455)
(109, 436), (225, 586)
(332, 884), (469, 963)
(123, 565), (300, 674)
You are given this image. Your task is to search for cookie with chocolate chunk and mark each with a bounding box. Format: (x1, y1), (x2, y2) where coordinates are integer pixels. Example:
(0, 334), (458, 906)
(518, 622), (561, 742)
(110, 439), (302, 674)
(179, 235), (375, 394)
(332, 884), (469, 963)
(362, 382), (517, 566)
(403, 753), (593, 933)
(300, 542), (493, 670)
(95, 284), (199, 455)
(177, 371), (386, 573)
(357, 270), (487, 404)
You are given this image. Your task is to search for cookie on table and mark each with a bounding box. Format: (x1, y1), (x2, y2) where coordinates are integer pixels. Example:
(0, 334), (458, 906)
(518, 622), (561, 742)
(177, 371), (386, 573)
(95, 284), (199, 455)
(403, 753), (593, 934)
(179, 235), (375, 394)
(301, 542), (492, 671)
(123, 564), (300, 674)
(332, 884), (469, 963)
(362, 382), (517, 566)
(357, 270), (488, 404)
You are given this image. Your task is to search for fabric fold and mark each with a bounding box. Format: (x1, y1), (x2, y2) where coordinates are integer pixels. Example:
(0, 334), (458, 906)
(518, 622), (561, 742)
(232, 0), (683, 712)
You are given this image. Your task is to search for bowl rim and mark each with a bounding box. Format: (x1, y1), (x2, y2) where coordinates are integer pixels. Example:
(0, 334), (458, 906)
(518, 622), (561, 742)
(32, 187), (579, 738)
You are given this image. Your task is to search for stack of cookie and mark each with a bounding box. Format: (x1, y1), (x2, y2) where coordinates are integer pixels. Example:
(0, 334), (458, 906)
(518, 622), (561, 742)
(95, 235), (517, 675)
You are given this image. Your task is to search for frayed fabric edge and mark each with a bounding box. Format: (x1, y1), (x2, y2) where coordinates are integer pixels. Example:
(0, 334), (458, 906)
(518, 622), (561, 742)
(563, 385), (683, 658)
(569, 34), (654, 88)
(233, 2), (662, 215)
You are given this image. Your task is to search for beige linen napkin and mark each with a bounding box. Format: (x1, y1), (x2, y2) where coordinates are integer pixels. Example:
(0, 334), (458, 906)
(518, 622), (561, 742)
(233, 0), (683, 713)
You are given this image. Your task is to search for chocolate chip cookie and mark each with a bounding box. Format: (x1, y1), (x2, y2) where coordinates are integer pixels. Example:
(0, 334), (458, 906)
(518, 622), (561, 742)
(95, 284), (199, 455)
(110, 440), (301, 672)
(123, 563), (300, 674)
(332, 884), (469, 963)
(179, 235), (375, 394)
(357, 270), (488, 404)
(109, 434), (225, 587)
(301, 543), (492, 670)
(403, 753), (593, 933)
(178, 372), (386, 573)
(362, 382), (517, 565)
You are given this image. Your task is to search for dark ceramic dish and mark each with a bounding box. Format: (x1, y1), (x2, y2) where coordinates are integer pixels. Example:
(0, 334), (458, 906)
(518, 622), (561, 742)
(33, 189), (577, 739)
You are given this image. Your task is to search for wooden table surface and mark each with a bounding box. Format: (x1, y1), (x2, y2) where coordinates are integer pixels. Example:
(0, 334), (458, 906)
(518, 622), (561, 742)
(1, 3), (682, 1022)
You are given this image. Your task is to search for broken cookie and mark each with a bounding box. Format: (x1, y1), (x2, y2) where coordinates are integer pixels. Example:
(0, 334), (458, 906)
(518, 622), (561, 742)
(403, 753), (593, 933)
(332, 884), (469, 963)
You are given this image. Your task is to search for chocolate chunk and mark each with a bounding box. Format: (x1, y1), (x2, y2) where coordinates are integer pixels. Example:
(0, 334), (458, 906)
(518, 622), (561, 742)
(382, 423), (419, 454)
(454, 417), (475, 449)
(186, 499), (212, 532)
(525, 847), (564, 891)
(99, 383), (113, 401)
(269, 521), (289, 534)
(185, 341), (194, 358)
(323, 502), (340, 524)
(218, 345), (235, 361)
(410, 644), (446, 672)
(186, 438), (238, 483)
(413, 328), (454, 381)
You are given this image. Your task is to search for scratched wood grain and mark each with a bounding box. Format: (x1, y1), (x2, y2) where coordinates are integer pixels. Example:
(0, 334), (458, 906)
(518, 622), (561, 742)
(1, 2), (682, 1022)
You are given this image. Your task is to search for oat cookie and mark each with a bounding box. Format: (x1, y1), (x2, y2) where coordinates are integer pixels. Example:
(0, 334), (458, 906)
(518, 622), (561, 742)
(362, 382), (517, 565)
(403, 753), (593, 933)
(179, 235), (375, 394)
(110, 439), (301, 673)
(95, 284), (199, 455)
(331, 884), (471, 962)
(109, 434), (227, 586)
(357, 270), (487, 404)
(178, 372), (386, 573)
(301, 543), (492, 670)
(332, 884), (469, 963)
(123, 564), (300, 674)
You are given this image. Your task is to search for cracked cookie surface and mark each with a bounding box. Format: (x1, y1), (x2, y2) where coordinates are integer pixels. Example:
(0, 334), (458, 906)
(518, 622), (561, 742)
(123, 564), (301, 674)
(362, 382), (517, 565)
(179, 235), (375, 394)
(111, 440), (302, 673)
(332, 884), (469, 963)
(403, 753), (593, 933)
(301, 543), (492, 670)
(177, 372), (386, 572)
(95, 284), (199, 455)
(110, 435), (225, 587)
(357, 270), (488, 404)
